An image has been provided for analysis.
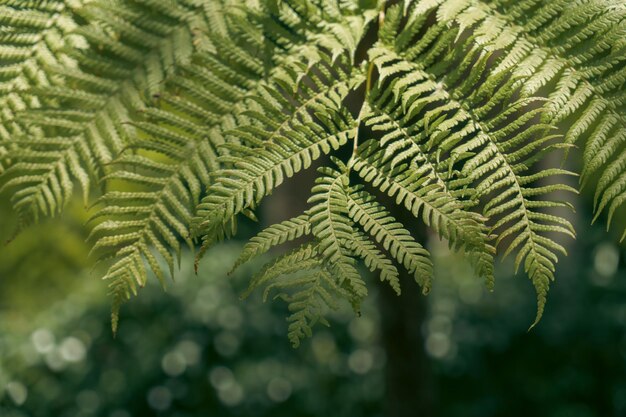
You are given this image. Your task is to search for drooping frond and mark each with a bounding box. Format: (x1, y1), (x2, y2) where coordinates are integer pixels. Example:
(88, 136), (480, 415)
(350, 139), (495, 288)
(94, 0), (379, 323)
(88, 5), (266, 326)
(191, 52), (364, 246)
(1, 0), (206, 223)
(307, 165), (368, 306)
(345, 185), (433, 293)
(244, 243), (350, 347)
(230, 213), (311, 274)
(3, 0), (624, 343)
(0, 1), (79, 218)
(352, 4), (578, 323)
(408, 0), (626, 239)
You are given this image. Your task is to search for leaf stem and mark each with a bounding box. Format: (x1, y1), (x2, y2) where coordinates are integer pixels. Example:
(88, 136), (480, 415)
(348, 5), (385, 168)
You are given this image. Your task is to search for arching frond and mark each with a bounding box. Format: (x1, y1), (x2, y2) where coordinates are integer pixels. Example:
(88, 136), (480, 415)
(3, 0), (624, 343)
(307, 166), (368, 306)
(1, 0), (206, 224)
(244, 243), (350, 348)
(94, 0), (379, 325)
(355, 4), (577, 322)
(88, 6), (265, 326)
(408, 0), (626, 239)
(191, 53), (364, 246)
(345, 185), (433, 293)
(0, 1), (79, 215)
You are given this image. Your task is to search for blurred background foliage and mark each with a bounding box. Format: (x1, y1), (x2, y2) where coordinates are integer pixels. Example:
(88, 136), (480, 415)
(0, 192), (625, 417)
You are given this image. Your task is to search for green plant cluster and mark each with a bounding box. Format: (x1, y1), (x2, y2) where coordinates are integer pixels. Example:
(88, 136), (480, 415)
(1, 0), (624, 344)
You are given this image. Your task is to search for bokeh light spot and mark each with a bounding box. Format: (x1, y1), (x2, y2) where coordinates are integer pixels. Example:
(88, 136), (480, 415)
(208, 366), (234, 390)
(147, 386), (172, 411)
(31, 329), (55, 354)
(176, 340), (201, 366)
(60, 337), (86, 363)
(348, 317), (376, 343)
(6, 381), (28, 406)
(348, 349), (374, 375)
(44, 349), (66, 371)
(161, 351), (186, 377)
(311, 332), (337, 364)
(594, 243), (620, 283)
(209, 366), (243, 407)
(217, 383), (244, 407)
(425, 332), (451, 359)
(266, 377), (292, 402)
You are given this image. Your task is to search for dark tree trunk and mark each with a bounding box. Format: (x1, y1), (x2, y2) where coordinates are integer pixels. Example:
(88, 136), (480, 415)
(365, 159), (437, 416)
(377, 266), (436, 417)
(265, 177), (437, 417)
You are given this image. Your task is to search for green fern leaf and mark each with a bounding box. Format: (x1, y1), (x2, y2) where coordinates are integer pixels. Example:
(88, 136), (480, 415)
(307, 165), (368, 306)
(1, 0), (205, 223)
(4, 0), (625, 343)
(345, 185), (433, 293)
(345, 229), (402, 296)
(192, 54), (364, 243)
(230, 213), (311, 274)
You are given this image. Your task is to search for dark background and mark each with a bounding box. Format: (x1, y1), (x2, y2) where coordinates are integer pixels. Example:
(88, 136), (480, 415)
(0, 183), (625, 417)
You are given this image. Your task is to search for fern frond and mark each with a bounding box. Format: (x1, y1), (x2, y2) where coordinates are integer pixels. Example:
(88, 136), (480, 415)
(344, 185), (434, 293)
(89, 8), (266, 312)
(359, 3), (576, 318)
(4, 0), (624, 342)
(345, 229), (401, 296)
(1, 0), (205, 223)
(95, 1), (379, 323)
(408, 0), (626, 239)
(307, 165), (367, 306)
(245, 243), (348, 347)
(0, 1), (79, 211)
(192, 53), (363, 244)
(230, 213), (311, 274)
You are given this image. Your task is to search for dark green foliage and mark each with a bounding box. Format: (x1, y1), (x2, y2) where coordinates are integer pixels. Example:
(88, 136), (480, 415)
(1, 236), (625, 416)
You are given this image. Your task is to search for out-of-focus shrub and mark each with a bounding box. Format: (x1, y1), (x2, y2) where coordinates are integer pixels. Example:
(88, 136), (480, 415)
(1, 221), (624, 417)
(0, 245), (386, 417)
